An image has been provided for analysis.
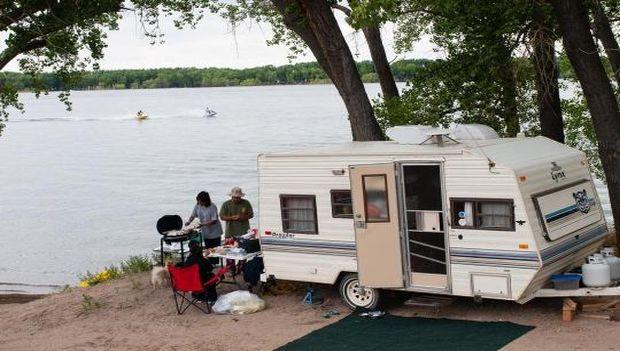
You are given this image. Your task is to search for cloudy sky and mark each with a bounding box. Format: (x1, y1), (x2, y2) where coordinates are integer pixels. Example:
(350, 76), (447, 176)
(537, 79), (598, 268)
(4, 10), (441, 71)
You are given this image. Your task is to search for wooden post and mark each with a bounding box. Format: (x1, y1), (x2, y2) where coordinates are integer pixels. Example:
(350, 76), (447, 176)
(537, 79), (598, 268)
(562, 298), (577, 322)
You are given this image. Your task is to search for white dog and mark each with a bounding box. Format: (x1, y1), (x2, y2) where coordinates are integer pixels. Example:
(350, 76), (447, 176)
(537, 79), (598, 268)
(150, 266), (170, 288)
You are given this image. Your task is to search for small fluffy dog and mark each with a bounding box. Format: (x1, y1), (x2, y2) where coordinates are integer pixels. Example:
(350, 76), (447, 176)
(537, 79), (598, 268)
(150, 266), (170, 288)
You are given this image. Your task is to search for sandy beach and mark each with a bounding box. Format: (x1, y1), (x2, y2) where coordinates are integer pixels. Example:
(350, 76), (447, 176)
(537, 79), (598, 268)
(1, 272), (619, 351)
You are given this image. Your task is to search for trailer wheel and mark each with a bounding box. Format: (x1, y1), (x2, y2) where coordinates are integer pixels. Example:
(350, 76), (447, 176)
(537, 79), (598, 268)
(339, 273), (380, 310)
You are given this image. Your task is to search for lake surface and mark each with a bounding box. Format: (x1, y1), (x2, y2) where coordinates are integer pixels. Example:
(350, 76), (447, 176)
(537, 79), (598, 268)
(0, 84), (612, 293)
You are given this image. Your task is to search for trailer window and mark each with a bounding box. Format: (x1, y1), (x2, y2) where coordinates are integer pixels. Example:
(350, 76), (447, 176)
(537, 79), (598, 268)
(280, 195), (318, 234)
(331, 190), (353, 218)
(451, 199), (514, 231)
(362, 175), (390, 222)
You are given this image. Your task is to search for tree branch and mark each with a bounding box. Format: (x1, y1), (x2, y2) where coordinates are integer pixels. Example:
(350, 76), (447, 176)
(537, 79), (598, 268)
(0, 1), (49, 31)
(331, 4), (351, 16)
(0, 2), (51, 31)
(0, 0), (122, 71)
(0, 38), (46, 70)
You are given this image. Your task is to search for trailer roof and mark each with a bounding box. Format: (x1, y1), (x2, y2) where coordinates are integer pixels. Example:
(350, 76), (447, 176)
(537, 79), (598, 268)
(478, 136), (583, 171)
(261, 139), (502, 157)
(261, 136), (583, 170)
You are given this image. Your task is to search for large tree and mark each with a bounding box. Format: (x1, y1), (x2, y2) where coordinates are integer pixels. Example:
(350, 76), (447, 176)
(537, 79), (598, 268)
(591, 0), (620, 88)
(0, 0), (387, 142)
(530, 0), (564, 143)
(552, 0), (620, 237)
(332, 1), (400, 100)
(270, 0), (384, 141)
(366, 0), (530, 137)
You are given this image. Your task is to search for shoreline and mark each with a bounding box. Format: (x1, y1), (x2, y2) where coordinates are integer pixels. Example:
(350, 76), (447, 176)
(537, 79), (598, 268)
(0, 293), (47, 304)
(0, 282), (61, 296)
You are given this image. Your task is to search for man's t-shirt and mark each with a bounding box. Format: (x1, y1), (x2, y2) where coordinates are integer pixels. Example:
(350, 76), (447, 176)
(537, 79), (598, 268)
(219, 198), (253, 237)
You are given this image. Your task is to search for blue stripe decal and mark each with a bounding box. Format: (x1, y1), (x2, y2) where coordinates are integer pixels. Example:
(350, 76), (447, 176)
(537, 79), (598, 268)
(545, 204), (578, 221)
(260, 238), (356, 251)
(545, 205), (579, 223)
(450, 260), (539, 269)
(540, 225), (608, 264)
(450, 248), (539, 261)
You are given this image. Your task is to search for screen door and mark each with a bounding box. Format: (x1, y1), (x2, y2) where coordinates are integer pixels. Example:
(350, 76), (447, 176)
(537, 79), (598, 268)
(349, 163), (404, 288)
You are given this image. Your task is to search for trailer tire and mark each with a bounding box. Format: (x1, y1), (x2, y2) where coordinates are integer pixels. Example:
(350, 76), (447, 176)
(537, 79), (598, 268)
(339, 273), (380, 310)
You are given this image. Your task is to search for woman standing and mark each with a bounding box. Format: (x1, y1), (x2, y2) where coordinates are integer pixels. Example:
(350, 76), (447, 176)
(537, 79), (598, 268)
(186, 191), (223, 253)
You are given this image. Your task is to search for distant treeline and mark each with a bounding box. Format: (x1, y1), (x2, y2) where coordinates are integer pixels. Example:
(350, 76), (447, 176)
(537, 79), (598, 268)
(0, 56), (588, 92)
(0, 59), (431, 91)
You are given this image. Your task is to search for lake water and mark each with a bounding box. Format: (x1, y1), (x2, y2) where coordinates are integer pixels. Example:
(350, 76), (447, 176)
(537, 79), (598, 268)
(0, 84), (612, 293)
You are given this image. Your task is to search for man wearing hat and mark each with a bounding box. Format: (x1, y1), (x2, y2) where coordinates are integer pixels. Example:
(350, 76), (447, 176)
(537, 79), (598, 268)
(219, 186), (254, 238)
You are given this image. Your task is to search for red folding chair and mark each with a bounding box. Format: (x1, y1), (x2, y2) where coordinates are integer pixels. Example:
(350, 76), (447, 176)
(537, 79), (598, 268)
(205, 267), (229, 287)
(167, 263), (229, 315)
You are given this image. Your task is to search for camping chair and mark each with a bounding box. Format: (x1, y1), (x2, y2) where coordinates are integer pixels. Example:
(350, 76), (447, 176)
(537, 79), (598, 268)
(167, 263), (229, 315)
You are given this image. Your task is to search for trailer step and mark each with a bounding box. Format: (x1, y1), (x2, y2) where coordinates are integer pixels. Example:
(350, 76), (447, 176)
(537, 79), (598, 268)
(403, 295), (455, 309)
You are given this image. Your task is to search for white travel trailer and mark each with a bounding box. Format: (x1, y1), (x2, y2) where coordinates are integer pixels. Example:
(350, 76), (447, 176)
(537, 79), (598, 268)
(257, 125), (610, 309)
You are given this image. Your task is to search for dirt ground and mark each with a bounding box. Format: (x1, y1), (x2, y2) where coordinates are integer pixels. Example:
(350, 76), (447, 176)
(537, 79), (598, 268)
(1, 272), (619, 351)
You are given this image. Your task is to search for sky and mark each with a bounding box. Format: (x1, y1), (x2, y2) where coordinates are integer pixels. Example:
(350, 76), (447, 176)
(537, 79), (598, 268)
(3, 10), (441, 71)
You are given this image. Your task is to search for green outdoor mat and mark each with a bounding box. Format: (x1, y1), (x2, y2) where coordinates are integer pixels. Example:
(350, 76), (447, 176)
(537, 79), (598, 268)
(277, 314), (534, 351)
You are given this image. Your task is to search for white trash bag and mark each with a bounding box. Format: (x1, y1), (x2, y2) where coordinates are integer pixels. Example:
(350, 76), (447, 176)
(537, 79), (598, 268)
(212, 290), (266, 315)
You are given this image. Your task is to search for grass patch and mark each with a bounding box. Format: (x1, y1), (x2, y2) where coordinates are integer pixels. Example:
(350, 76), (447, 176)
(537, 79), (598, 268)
(80, 293), (102, 312)
(78, 255), (154, 288)
(58, 284), (73, 293)
(120, 255), (153, 274)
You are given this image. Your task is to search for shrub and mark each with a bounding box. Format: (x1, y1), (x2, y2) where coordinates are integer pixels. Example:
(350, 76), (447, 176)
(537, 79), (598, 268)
(81, 293), (102, 311)
(58, 284), (73, 293)
(77, 255), (154, 289)
(78, 268), (115, 288)
(120, 255), (153, 275)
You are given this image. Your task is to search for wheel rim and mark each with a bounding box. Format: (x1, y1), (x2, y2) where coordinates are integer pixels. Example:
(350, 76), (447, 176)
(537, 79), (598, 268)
(345, 279), (374, 308)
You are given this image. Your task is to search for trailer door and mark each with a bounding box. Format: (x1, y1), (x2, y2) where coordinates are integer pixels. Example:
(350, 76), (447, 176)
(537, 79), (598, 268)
(350, 163), (404, 288)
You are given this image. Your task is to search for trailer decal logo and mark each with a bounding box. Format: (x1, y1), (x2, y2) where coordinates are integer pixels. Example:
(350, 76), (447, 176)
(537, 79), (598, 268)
(550, 162), (566, 183)
(270, 232), (296, 239)
(573, 189), (595, 214)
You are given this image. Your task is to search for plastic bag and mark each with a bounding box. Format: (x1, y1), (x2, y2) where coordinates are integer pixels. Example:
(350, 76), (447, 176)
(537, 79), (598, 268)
(212, 290), (266, 315)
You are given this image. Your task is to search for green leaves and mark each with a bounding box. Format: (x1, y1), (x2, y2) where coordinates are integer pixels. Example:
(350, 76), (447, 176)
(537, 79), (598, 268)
(562, 89), (605, 180)
(364, 0), (534, 137)
(0, 1), (123, 133)
(0, 0), (218, 136)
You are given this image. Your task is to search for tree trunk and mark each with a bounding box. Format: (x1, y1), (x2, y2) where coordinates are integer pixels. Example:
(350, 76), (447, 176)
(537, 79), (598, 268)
(333, 2), (400, 100)
(496, 45), (520, 137)
(271, 0), (334, 82)
(552, 0), (620, 238)
(362, 25), (400, 100)
(272, 0), (384, 141)
(591, 0), (620, 88)
(531, 0), (564, 143)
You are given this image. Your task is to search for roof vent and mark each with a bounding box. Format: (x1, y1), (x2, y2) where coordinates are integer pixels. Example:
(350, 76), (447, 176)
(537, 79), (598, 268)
(420, 130), (458, 146)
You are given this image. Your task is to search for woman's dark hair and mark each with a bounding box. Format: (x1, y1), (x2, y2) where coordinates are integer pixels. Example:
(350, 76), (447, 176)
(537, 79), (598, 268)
(189, 240), (202, 255)
(196, 191), (211, 207)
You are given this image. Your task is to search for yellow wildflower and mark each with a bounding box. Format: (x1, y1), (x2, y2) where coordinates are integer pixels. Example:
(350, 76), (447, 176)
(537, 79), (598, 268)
(79, 281), (89, 288)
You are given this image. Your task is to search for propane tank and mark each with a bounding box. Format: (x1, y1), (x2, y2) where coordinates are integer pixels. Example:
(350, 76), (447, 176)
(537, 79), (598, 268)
(582, 254), (611, 287)
(601, 247), (620, 281)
